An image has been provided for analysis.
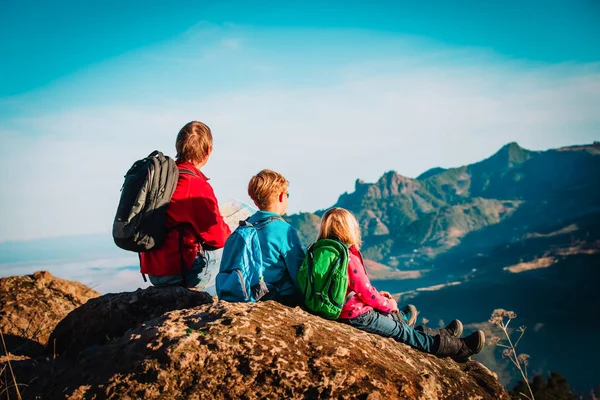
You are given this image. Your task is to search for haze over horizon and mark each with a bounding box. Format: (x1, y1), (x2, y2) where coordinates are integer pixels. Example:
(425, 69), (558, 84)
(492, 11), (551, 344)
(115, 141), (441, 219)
(1, 1), (599, 242)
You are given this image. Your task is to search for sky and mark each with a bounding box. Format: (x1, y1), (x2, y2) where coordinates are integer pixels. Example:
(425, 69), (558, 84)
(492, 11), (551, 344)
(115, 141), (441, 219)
(1, 0), (600, 243)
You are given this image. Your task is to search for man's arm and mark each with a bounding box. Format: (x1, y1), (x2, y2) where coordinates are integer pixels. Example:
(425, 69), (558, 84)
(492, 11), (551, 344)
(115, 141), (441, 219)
(191, 184), (231, 249)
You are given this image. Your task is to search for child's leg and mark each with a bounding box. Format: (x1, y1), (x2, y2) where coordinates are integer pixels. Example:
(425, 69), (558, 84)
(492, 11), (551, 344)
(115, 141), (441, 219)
(415, 319), (463, 338)
(346, 310), (439, 354)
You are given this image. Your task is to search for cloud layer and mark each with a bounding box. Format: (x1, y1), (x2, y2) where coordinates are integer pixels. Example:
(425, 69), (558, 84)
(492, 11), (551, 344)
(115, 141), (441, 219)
(1, 25), (599, 242)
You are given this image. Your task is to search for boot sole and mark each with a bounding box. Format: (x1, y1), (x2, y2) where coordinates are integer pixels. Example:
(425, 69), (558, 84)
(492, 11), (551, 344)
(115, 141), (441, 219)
(452, 320), (463, 338)
(473, 330), (485, 354)
(457, 330), (486, 362)
(405, 304), (418, 327)
(440, 320), (463, 337)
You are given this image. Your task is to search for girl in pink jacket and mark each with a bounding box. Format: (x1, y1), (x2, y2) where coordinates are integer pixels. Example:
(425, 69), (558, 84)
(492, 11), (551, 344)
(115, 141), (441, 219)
(319, 207), (485, 362)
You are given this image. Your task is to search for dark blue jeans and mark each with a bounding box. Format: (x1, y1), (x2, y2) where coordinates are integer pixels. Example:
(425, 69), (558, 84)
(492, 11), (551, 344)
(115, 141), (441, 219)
(148, 255), (207, 288)
(345, 309), (438, 354)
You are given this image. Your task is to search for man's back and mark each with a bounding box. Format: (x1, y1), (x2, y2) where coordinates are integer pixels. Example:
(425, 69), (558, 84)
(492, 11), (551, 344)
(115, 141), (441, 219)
(141, 162), (230, 277)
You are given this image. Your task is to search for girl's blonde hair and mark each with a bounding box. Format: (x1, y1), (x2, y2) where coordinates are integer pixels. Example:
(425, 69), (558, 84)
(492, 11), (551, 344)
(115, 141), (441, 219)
(318, 207), (362, 249)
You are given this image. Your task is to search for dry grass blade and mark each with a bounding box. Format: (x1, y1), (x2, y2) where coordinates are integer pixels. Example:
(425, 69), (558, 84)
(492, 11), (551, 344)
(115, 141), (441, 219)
(0, 383), (29, 398)
(1, 331), (23, 400)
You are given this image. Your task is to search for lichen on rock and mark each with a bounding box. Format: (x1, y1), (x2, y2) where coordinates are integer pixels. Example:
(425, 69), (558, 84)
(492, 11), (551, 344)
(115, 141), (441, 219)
(2, 278), (508, 399)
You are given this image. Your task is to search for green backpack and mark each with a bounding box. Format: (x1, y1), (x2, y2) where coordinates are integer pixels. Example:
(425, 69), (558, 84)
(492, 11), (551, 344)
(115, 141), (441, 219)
(298, 239), (350, 319)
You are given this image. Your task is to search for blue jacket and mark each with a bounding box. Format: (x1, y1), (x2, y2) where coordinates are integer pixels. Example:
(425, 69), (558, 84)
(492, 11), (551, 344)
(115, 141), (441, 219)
(248, 210), (305, 298)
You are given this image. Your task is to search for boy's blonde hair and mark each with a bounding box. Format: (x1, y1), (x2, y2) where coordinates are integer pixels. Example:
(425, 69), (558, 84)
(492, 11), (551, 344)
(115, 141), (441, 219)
(318, 207), (362, 250)
(248, 169), (288, 209)
(175, 121), (213, 164)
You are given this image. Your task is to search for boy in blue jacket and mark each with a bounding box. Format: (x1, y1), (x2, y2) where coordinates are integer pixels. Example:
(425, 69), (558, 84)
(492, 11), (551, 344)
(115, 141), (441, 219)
(241, 169), (306, 305)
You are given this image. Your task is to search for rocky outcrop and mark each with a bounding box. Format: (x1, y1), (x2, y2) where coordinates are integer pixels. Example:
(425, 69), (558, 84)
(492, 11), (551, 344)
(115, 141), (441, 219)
(5, 285), (509, 400)
(49, 286), (213, 358)
(0, 271), (99, 358)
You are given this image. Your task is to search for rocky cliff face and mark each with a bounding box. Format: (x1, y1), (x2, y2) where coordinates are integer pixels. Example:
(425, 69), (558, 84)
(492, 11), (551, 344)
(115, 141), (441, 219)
(288, 142), (600, 266)
(0, 271), (99, 359)
(1, 274), (508, 400)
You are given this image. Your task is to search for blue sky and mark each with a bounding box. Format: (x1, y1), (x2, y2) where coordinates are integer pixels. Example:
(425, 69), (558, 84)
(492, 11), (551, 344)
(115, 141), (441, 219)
(1, 0), (599, 242)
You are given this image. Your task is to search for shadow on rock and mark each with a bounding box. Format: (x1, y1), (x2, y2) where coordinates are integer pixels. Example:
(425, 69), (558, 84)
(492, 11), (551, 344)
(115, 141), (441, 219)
(48, 286), (213, 359)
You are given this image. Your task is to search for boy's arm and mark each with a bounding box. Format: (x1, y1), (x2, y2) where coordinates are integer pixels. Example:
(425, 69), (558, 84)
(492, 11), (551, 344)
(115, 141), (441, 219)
(191, 184), (231, 249)
(281, 226), (306, 291)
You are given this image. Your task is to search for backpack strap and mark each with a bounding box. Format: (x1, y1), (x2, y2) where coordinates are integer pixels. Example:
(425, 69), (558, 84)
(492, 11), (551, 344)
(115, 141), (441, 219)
(168, 222), (198, 288)
(178, 168), (198, 177)
(344, 291), (356, 304)
(239, 219), (253, 228)
(259, 215), (284, 229)
(177, 225), (188, 288)
(239, 215), (283, 229)
(138, 253), (147, 282)
(175, 168), (204, 287)
(306, 244), (316, 302)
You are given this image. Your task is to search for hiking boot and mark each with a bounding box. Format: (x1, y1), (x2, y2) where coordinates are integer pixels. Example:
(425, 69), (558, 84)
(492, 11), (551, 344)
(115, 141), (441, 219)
(388, 304), (418, 326)
(435, 330), (485, 363)
(415, 319), (463, 338)
(400, 304), (418, 327)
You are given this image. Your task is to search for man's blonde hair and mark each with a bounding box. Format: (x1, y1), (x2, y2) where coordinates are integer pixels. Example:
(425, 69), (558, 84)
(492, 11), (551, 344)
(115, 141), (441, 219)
(318, 207), (362, 249)
(175, 121), (213, 163)
(248, 169), (288, 210)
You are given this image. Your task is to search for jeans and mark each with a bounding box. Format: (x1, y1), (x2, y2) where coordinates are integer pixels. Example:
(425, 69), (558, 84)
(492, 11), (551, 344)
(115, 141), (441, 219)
(148, 249), (222, 291)
(344, 309), (438, 354)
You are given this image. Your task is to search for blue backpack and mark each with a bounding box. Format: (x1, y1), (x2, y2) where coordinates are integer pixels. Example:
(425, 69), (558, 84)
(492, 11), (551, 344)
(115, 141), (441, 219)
(216, 216), (282, 302)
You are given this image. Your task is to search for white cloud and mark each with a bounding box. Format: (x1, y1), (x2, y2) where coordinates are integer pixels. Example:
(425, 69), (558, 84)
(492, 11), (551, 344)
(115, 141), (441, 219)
(220, 38), (243, 49)
(1, 26), (599, 242)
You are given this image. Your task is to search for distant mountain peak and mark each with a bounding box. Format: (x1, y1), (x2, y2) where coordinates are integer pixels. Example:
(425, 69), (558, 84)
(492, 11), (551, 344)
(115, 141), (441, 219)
(417, 167), (447, 180)
(381, 170), (412, 182)
(497, 141), (523, 155)
(482, 142), (533, 168)
(504, 141), (521, 149)
(354, 171), (413, 190)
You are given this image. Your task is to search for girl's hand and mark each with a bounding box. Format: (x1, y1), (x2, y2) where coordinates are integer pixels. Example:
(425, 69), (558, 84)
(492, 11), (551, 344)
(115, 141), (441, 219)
(379, 291), (393, 299)
(389, 298), (399, 313)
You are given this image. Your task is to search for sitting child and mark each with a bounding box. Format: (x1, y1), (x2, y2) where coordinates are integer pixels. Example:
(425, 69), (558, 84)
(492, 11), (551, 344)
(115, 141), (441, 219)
(317, 207), (485, 362)
(218, 169), (305, 306)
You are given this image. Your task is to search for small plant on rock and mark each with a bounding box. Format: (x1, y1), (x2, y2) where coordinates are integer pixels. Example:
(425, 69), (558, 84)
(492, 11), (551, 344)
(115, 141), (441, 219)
(489, 309), (534, 400)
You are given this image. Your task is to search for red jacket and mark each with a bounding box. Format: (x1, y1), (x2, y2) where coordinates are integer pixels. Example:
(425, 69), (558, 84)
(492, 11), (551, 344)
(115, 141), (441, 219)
(339, 246), (394, 319)
(140, 161), (231, 276)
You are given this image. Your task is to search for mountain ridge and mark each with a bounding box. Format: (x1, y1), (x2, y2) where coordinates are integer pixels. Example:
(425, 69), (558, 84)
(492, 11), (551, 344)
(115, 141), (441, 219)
(284, 141), (600, 394)
(286, 142), (600, 266)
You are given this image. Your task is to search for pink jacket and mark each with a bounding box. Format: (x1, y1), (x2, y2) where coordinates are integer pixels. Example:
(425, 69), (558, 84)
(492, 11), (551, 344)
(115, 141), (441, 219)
(339, 246), (394, 319)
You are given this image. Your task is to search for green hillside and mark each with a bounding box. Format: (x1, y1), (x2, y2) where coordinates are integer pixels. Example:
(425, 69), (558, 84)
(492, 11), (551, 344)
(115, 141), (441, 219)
(287, 142), (600, 267)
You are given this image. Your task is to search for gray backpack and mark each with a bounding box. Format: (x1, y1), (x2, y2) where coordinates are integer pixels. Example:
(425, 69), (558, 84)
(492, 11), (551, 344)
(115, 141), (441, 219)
(112, 151), (195, 252)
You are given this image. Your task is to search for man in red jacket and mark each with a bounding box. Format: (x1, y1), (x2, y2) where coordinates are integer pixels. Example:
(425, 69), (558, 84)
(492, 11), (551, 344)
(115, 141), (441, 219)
(141, 121), (231, 288)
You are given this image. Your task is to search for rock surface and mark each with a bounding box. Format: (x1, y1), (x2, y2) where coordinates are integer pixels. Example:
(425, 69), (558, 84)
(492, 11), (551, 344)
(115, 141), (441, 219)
(49, 285), (213, 359)
(0, 271), (99, 358)
(6, 285), (509, 400)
